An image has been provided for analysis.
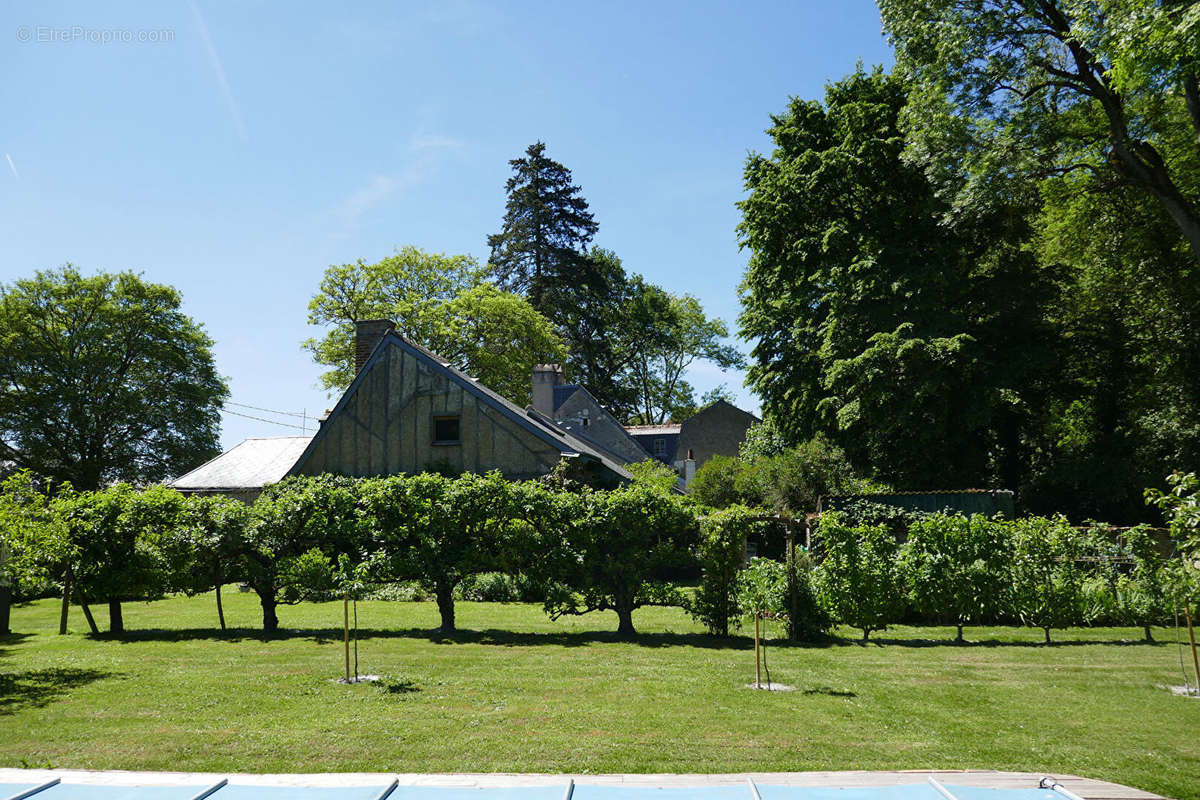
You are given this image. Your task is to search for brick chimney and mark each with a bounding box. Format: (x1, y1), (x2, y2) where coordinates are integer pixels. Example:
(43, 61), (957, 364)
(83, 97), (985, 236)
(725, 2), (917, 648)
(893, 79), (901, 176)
(354, 319), (395, 374)
(531, 363), (563, 416)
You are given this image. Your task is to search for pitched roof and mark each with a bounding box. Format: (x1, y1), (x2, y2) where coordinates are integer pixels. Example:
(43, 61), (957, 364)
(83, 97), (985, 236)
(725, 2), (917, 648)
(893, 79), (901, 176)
(552, 384), (581, 412)
(625, 424), (682, 436)
(169, 436), (313, 491)
(289, 331), (634, 484)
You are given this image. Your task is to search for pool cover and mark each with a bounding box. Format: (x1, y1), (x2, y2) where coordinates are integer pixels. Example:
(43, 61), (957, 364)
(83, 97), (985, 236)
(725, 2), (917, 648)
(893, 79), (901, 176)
(1, 781), (1071, 800)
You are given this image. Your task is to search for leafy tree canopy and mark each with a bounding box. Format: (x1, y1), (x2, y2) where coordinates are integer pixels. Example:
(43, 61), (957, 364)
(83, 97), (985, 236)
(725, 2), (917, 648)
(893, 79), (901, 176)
(880, 0), (1200, 265)
(304, 247), (565, 405)
(487, 141), (599, 311)
(0, 267), (227, 490)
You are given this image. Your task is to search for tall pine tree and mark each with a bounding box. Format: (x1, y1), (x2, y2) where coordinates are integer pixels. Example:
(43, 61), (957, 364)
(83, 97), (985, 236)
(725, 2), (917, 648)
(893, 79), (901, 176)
(487, 141), (599, 313)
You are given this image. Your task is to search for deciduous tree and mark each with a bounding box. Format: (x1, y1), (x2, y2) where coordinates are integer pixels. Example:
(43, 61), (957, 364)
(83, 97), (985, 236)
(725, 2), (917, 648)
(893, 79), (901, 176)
(0, 267), (226, 490)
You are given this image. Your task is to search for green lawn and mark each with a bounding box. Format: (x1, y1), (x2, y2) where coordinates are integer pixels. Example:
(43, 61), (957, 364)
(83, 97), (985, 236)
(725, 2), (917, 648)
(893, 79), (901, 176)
(1, 593), (1197, 800)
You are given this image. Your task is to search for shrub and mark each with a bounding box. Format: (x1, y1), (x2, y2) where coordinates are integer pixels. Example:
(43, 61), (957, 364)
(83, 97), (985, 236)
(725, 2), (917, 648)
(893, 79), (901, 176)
(813, 512), (905, 640)
(1008, 516), (1086, 642)
(689, 455), (749, 509)
(901, 513), (1011, 641)
(541, 483), (696, 636)
(688, 505), (761, 635)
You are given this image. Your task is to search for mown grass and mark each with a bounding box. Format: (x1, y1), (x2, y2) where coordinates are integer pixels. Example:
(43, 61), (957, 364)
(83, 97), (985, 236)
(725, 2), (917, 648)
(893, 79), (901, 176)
(1, 592), (1197, 799)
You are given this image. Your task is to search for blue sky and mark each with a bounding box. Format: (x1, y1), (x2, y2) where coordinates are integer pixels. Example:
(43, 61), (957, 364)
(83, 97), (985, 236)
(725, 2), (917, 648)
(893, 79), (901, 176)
(1, 1), (893, 452)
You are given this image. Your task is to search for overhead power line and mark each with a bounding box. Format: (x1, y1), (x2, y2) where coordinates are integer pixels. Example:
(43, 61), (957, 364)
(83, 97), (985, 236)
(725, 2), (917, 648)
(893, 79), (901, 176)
(224, 400), (308, 419)
(221, 407), (309, 432)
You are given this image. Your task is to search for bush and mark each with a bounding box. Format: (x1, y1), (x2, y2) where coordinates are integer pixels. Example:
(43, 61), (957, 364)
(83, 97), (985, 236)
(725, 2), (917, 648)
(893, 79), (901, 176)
(689, 505), (760, 635)
(365, 581), (434, 602)
(1008, 516), (1086, 642)
(901, 513), (1011, 641)
(813, 512), (905, 640)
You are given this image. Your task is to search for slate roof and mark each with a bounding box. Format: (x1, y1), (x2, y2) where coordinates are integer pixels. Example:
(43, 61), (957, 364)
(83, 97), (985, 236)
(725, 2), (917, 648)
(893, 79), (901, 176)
(552, 384), (580, 412)
(170, 436), (313, 491)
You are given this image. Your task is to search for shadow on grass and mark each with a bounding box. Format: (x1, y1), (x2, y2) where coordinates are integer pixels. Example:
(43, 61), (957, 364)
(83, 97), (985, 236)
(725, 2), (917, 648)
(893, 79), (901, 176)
(0, 666), (115, 715)
(803, 686), (857, 697)
(828, 634), (1163, 648)
(378, 677), (419, 695)
(86, 625), (1162, 651)
(0, 632), (34, 660)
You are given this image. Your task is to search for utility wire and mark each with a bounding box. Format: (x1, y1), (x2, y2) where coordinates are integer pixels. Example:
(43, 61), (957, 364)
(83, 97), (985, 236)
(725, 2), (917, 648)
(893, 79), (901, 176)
(224, 400), (308, 419)
(221, 407), (309, 432)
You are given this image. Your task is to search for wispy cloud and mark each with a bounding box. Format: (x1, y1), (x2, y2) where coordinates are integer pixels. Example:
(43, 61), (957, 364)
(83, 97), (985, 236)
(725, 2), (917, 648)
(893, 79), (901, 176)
(190, 0), (248, 143)
(409, 132), (466, 151)
(336, 175), (398, 227)
(330, 130), (468, 237)
(5, 153), (17, 179)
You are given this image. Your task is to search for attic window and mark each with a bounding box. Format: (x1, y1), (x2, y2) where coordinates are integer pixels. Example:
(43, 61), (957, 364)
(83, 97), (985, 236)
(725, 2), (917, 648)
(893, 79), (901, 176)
(653, 438), (666, 457)
(433, 415), (460, 445)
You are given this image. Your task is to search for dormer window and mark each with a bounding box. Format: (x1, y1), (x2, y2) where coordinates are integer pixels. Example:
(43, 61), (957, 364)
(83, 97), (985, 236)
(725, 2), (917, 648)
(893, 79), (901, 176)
(654, 438), (666, 457)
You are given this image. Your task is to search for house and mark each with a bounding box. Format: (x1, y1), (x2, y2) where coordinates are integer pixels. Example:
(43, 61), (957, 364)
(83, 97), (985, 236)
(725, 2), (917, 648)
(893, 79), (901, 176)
(169, 321), (633, 499)
(675, 400), (760, 473)
(627, 401), (760, 489)
(529, 364), (654, 466)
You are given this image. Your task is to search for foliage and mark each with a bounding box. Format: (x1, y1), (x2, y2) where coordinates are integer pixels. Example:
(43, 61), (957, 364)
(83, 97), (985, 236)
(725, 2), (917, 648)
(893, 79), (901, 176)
(487, 141), (599, 312)
(52, 484), (186, 633)
(737, 67), (1048, 491)
(813, 512), (905, 640)
(1008, 515), (1087, 642)
(1147, 471), (1200, 617)
(0, 266), (226, 490)
(901, 513), (1011, 641)
(737, 419), (789, 461)
(626, 459), (682, 494)
(172, 494), (251, 595)
(0, 472), (62, 600)
(485, 144), (742, 422)
(692, 435), (875, 514)
(245, 475), (363, 632)
(304, 247), (564, 402)
(734, 557), (790, 623)
(359, 471), (513, 632)
(751, 435), (877, 514)
(689, 505), (762, 635)
(1147, 472), (1200, 555)
(623, 281), (745, 424)
(689, 455), (753, 510)
(541, 483), (696, 635)
(880, 0), (1200, 265)
(423, 284), (568, 405)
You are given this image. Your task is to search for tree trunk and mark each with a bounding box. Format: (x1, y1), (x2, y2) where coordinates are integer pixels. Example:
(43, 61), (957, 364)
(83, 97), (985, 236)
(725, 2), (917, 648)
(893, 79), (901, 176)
(615, 605), (636, 637)
(435, 584), (456, 633)
(77, 593), (99, 635)
(956, 624), (964, 644)
(59, 574), (71, 635)
(0, 583), (10, 635)
(215, 583), (226, 631)
(259, 591), (279, 634)
(108, 599), (124, 634)
(1043, 626), (1051, 644)
(862, 628), (870, 642)
(1144, 624), (1153, 643)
